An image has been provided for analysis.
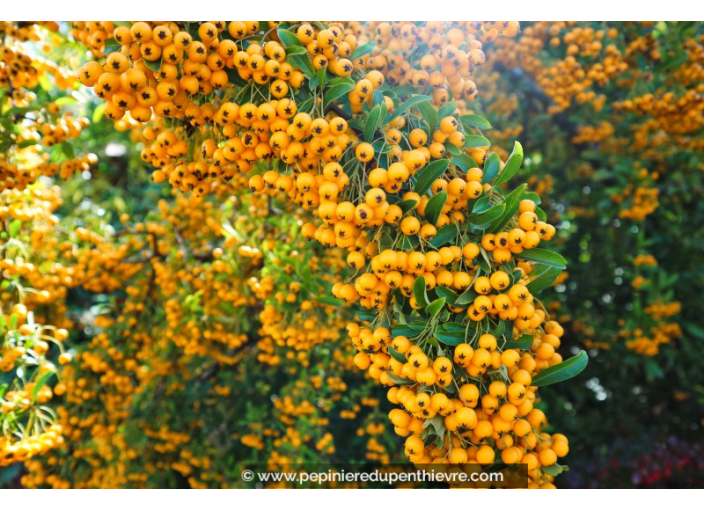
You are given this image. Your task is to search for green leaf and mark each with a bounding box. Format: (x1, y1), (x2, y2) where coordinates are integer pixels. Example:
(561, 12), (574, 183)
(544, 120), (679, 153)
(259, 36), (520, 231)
(492, 320), (508, 338)
(317, 296), (343, 307)
(445, 143), (461, 156)
(425, 191), (447, 226)
(61, 141), (75, 159)
(535, 206), (547, 222)
(54, 96), (78, 106)
(464, 134), (491, 148)
(437, 101), (456, 119)
(8, 219), (21, 237)
(461, 114), (492, 130)
(429, 224), (458, 248)
(388, 346), (407, 363)
(387, 373), (415, 385)
(323, 78), (356, 109)
(469, 203), (505, 226)
(442, 322), (466, 332)
(494, 141), (524, 186)
(143, 56), (162, 72)
(289, 53), (315, 78)
(356, 310), (376, 322)
(531, 351), (588, 387)
(392, 324), (420, 338)
(546, 464), (570, 477)
(277, 29), (303, 48)
(452, 153), (478, 172)
(455, 288), (478, 307)
(17, 140), (37, 149)
(526, 266), (562, 293)
(351, 42), (375, 60)
(392, 95), (432, 119)
(520, 191), (542, 206)
(284, 45), (308, 56)
(489, 183), (527, 232)
(365, 103), (383, 142)
(644, 359), (665, 381)
(32, 371), (56, 401)
(482, 152), (501, 184)
(414, 159), (450, 195)
(436, 330), (466, 346)
(316, 67), (327, 90)
(509, 334), (534, 350)
(435, 286), (458, 305)
(426, 297), (446, 317)
(471, 196), (492, 214)
(399, 235), (419, 250)
(519, 249), (567, 270)
(417, 101), (438, 134)
(413, 275), (429, 308)
(92, 103), (105, 123)
(398, 198), (418, 213)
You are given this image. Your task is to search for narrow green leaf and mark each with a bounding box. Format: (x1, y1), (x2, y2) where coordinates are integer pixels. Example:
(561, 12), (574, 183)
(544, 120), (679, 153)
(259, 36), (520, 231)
(8, 219), (21, 237)
(323, 78), (356, 109)
(471, 196), (493, 214)
(365, 104), (383, 142)
(317, 296), (343, 307)
(17, 140), (37, 149)
(531, 351), (589, 387)
(425, 191), (447, 226)
(436, 330), (466, 346)
(417, 100), (438, 134)
(277, 29), (303, 48)
(464, 134), (491, 148)
(392, 95), (432, 119)
(520, 191), (542, 206)
(414, 159), (450, 195)
(32, 371), (56, 401)
(285, 45), (308, 56)
(413, 275), (429, 308)
(494, 141), (524, 186)
(388, 346), (407, 363)
(489, 183), (528, 232)
(509, 334), (534, 350)
(482, 152), (501, 184)
(469, 203), (505, 226)
(461, 114), (492, 130)
(519, 248), (567, 270)
(392, 324), (420, 338)
(455, 288), (478, 307)
(426, 297), (446, 317)
(442, 322), (466, 332)
(398, 198), (418, 213)
(351, 42), (375, 60)
(437, 101), (456, 119)
(387, 373), (415, 385)
(435, 286), (458, 304)
(429, 224), (458, 248)
(399, 235), (419, 250)
(316, 67), (327, 89)
(54, 96), (77, 106)
(526, 266), (562, 293)
(92, 103), (105, 123)
(452, 153), (478, 172)
(142, 56), (162, 72)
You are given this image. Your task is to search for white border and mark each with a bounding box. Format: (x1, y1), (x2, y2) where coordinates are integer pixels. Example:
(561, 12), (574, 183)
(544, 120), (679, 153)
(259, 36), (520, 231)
(3, 6), (704, 20)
